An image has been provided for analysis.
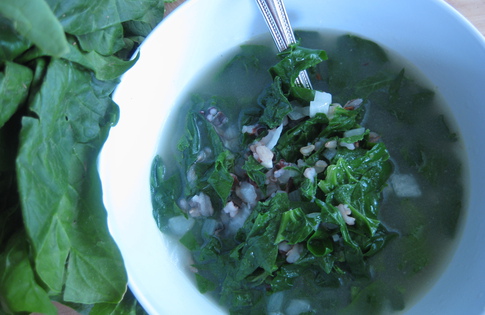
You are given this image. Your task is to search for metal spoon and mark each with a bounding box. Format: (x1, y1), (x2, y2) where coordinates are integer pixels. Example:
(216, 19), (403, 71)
(255, 0), (313, 89)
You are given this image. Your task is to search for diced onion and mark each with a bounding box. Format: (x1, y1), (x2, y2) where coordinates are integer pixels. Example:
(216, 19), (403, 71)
(314, 90), (332, 103)
(189, 192), (214, 217)
(168, 215), (195, 237)
(286, 299), (312, 315)
(300, 144), (315, 156)
(267, 292), (285, 314)
(242, 124), (258, 134)
(278, 241), (292, 252)
(236, 182), (258, 206)
(390, 174), (422, 197)
(343, 127), (366, 138)
(274, 168), (299, 184)
(337, 204), (355, 225)
(322, 148), (337, 160)
(339, 142), (356, 150)
(309, 91), (332, 118)
(223, 201), (239, 218)
(226, 203), (251, 234)
(314, 160), (328, 173)
(261, 124), (283, 150)
(286, 244), (304, 263)
(303, 167), (317, 183)
(288, 106), (310, 120)
(254, 145), (274, 169)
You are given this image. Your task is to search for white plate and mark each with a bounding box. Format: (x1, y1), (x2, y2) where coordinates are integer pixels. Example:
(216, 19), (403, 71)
(99, 0), (485, 314)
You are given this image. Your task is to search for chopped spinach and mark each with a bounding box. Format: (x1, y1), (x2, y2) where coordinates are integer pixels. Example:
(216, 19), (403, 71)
(150, 40), (401, 314)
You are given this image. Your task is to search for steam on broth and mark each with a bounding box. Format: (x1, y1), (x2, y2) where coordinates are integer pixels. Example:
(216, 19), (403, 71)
(151, 31), (466, 314)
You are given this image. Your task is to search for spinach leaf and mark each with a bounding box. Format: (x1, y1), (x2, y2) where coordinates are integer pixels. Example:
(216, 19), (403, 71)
(231, 212), (280, 280)
(0, 62), (33, 128)
(73, 0), (164, 57)
(317, 200), (358, 250)
(270, 44), (328, 91)
(208, 150), (235, 203)
(327, 35), (389, 102)
(194, 273), (218, 294)
(257, 77), (292, 128)
(242, 193), (289, 241)
(76, 24), (126, 57)
(386, 69), (435, 124)
(0, 18), (32, 62)
(319, 144), (392, 238)
(218, 44), (273, 79)
(275, 113), (328, 161)
(318, 158), (359, 194)
(323, 106), (362, 135)
(1, 1), (169, 312)
(47, 0), (162, 36)
(51, 0), (165, 56)
(151, 156), (184, 233)
(16, 59), (127, 303)
(230, 193), (290, 278)
(307, 228), (333, 257)
(90, 290), (147, 315)
(269, 264), (303, 292)
(242, 156), (267, 192)
(16, 36), (139, 81)
(177, 111), (203, 168)
(275, 208), (317, 245)
(345, 281), (405, 314)
(0, 0), (69, 57)
(300, 176), (319, 201)
(0, 232), (57, 315)
(62, 36), (139, 81)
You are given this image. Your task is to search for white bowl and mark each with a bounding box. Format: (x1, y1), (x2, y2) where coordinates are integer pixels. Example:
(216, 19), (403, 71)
(98, 0), (485, 314)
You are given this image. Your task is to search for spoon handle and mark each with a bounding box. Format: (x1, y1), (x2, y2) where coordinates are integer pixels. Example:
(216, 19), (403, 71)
(255, 0), (313, 89)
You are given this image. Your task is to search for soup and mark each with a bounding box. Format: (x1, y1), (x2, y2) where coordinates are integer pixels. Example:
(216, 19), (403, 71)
(150, 31), (466, 314)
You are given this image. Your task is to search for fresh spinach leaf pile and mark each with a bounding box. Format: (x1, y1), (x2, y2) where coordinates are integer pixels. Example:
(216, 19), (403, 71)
(0, 0), (168, 313)
(151, 41), (398, 314)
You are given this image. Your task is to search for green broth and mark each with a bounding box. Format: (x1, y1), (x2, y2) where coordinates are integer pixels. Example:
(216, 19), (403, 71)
(153, 31), (466, 314)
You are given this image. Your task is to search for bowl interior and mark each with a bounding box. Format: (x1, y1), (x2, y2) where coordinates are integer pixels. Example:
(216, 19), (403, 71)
(99, 0), (485, 314)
